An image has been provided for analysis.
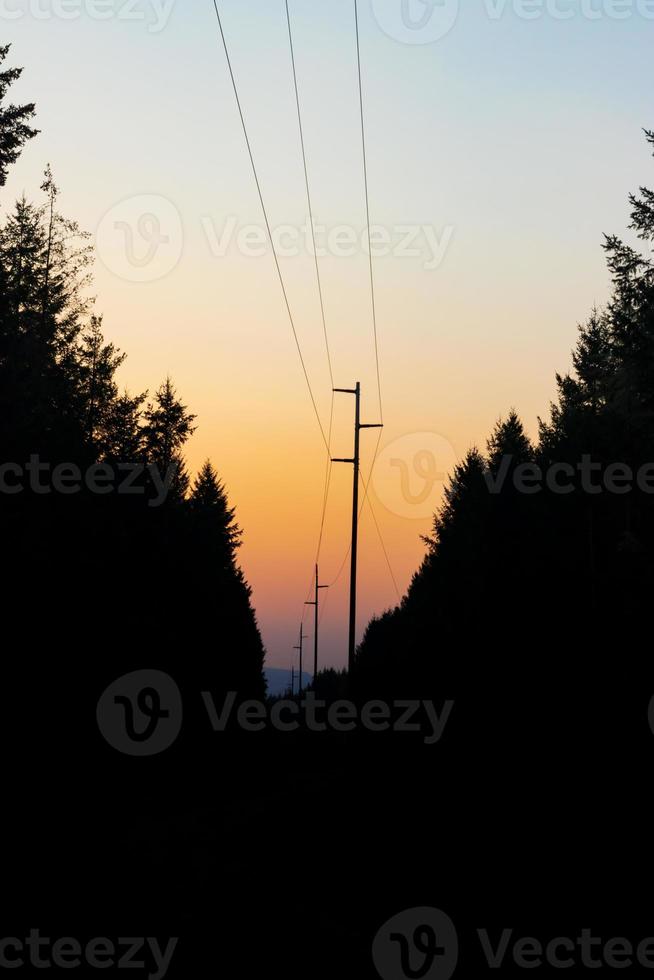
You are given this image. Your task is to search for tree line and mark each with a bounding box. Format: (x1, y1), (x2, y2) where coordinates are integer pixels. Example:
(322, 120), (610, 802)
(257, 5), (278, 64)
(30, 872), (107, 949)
(0, 45), (266, 731)
(356, 129), (654, 711)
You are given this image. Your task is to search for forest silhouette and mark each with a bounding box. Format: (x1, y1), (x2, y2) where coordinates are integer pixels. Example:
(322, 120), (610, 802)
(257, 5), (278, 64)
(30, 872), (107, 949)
(0, 44), (266, 704)
(2, 41), (654, 979)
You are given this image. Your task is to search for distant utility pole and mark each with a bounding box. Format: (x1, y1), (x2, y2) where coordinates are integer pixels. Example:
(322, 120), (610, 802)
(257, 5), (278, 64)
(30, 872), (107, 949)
(305, 564), (329, 689)
(293, 624), (309, 696)
(290, 664), (295, 697)
(332, 382), (383, 677)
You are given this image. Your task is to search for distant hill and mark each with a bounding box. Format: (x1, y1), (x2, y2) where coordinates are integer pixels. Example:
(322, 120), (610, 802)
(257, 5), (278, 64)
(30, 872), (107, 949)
(264, 668), (313, 698)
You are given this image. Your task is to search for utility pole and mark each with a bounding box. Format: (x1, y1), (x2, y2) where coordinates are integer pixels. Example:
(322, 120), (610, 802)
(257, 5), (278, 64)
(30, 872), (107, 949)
(332, 382), (383, 677)
(293, 625), (309, 696)
(290, 664), (295, 697)
(305, 564), (329, 690)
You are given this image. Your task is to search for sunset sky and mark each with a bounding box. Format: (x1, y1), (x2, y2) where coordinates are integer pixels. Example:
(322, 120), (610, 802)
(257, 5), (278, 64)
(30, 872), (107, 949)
(4, 0), (654, 670)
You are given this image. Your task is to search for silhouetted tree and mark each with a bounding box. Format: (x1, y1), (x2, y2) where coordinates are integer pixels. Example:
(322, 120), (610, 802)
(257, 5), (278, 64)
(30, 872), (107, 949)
(183, 460), (266, 697)
(0, 53), (266, 763)
(103, 388), (147, 462)
(357, 127), (654, 709)
(0, 44), (37, 187)
(74, 316), (125, 448)
(143, 377), (196, 499)
(190, 460), (242, 558)
(0, 167), (95, 459)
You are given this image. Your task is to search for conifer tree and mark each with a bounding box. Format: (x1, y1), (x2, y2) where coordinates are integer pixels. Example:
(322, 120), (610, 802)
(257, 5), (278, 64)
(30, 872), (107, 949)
(76, 316), (125, 448)
(142, 377), (197, 499)
(0, 175), (95, 457)
(190, 460), (242, 562)
(0, 45), (37, 187)
(103, 389), (147, 462)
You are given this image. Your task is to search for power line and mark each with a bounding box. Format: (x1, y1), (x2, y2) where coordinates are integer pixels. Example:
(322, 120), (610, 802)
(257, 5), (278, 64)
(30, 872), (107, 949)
(331, 382), (384, 673)
(314, 458), (333, 562)
(354, 0), (383, 425)
(307, 16), (398, 673)
(325, 426), (400, 603)
(326, 425), (382, 588)
(352, 0), (391, 602)
(360, 471), (402, 603)
(212, 2), (396, 660)
(280, 3), (335, 626)
(299, 455), (333, 630)
(285, 0), (336, 586)
(320, 0), (391, 656)
(327, 6), (397, 622)
(318, 482), (401, 626)
(285, 0), (335, 394)
(211, 0), (330, 454)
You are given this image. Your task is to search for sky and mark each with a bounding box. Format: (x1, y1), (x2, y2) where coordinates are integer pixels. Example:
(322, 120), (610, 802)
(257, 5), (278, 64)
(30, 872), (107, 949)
(3, 0), (654, 670)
